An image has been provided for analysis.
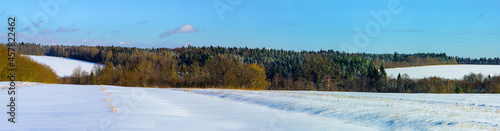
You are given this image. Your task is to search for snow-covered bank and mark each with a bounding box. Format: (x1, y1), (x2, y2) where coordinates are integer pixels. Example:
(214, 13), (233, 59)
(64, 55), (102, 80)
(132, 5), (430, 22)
(27, 55), (102, 77)
(184, 89), (500, 130)
(385, 65), (500, 79)
(0, 82), (115, 130)
(0, 83), (372, 130)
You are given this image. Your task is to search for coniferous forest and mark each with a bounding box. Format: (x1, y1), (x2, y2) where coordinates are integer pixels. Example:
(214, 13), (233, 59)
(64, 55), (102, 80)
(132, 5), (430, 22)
(6, 43), (500, 93)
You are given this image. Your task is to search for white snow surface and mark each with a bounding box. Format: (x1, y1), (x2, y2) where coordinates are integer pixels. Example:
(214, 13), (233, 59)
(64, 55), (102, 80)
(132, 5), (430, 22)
(185, 89), (500, 130)
(27, 55), (102, 77)
(1, 82), (499, 130)
(386, 65), (500, 79)
(0, 82), (374, 131)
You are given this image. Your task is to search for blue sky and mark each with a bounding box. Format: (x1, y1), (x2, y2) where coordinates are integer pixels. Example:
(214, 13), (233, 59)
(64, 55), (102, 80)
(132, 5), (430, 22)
(1, 0), (499, 58)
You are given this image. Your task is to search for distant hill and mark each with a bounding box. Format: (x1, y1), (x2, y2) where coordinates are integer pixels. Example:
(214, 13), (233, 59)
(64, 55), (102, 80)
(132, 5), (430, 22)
(27, 55), (103, 77)
(386, 65), (500, 79)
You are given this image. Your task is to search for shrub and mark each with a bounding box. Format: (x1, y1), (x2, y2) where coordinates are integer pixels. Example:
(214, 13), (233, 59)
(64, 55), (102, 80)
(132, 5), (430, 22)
(455, 86), (463, 94)
(0, 44), (58, 83)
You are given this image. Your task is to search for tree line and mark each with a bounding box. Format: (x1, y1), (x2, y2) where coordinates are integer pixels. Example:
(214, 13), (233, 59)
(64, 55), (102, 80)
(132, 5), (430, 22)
(11, 43), (500, 93)
(353, 52), (500, 68)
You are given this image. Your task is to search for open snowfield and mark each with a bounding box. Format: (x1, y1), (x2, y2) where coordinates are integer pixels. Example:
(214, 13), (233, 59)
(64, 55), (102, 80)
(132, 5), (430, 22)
(386, 65), (500, 79)
(0, 82), (373, 131)
(185, 89), (500, 130)
(27, 55), (102, 77)
(1, 82), (499, 130)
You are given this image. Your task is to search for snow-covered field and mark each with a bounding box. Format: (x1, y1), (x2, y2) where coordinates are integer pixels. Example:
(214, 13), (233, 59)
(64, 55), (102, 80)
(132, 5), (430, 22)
(27, 55), (102, 77)
(185, 89), (500, 130)
(386, 65), (500, 79)
(0, 82), (373, 131)
(1, 83), (499, 130)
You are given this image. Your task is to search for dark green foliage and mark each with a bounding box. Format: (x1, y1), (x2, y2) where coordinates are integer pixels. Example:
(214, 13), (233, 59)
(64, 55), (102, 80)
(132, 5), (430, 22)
(380, 64), (387, 78)
(358, 52), (458, 68)
(455, 57), (500, 65)
(455, 86), (463, 93)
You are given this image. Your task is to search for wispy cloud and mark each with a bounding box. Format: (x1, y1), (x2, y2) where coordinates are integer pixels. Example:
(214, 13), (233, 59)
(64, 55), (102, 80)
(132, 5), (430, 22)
(452, 31), (474, 35)
(102, 30), (121, 34)
(21, 26), (33, 32)
(13, 32), (59, 45)
(486, 33), (499, 35)
(383, 29), (422, 33)
(110, 30), (120, 33)
(160, 24), (199, 38)
(39, 29), (53, 34)
(134, 20), (149, 25)
(71, 39), (136, 46)
(449, 40), (462, 43)
(0, 31), (138, 47)
(278, 22), (299, 26)
(19, 22), (43, 32)
(33, 22), (41, 28)
(87, 29), (93, 35)
(118, 41), (135, 45)
(56, 24), (80, 33)
(183, 43), (194, 47)
(478, 10), (485, 17)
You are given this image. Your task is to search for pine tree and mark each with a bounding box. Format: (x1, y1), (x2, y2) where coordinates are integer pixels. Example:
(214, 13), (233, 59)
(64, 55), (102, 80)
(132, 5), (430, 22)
(455, 86), (463, 93)
(380, 63), (387, 78)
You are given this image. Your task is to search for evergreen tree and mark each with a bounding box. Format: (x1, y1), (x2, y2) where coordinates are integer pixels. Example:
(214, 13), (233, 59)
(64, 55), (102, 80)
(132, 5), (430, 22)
(455, 86), (463, 93)
(380, 63), (387, 78)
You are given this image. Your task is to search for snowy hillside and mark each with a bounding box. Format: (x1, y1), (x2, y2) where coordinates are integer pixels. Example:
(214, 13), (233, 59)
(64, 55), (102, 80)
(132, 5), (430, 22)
(0, 82), (372, 131)
(1, 82), (499, 130)
(27, 55), (102, 77)
(184, 89), (500, 130)
(386, 65), (500, 79)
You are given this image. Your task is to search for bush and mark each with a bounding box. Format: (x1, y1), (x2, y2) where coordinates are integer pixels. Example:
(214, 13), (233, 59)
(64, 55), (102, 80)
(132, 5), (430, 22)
(455, 86), (463, 94)
(0, 44), (58, 83)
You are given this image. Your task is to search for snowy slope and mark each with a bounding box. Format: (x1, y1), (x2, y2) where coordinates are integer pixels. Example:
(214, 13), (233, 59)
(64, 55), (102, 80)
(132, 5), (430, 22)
(185, 89), (500, 130)
(386, 65), (500, 79)
(27, 55), (102, 77)
(1, 82), (499, 130)
(0, 82), (373, 131)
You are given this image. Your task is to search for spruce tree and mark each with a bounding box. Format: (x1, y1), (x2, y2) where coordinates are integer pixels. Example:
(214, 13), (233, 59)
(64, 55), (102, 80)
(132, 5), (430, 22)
(380, 63), (387, 78)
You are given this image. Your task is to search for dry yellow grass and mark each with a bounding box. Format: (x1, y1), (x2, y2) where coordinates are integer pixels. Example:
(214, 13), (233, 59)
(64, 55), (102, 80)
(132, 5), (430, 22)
(110, 104), (117, 112)
(99, 85), (117, 113)
(104, 98), (110, 103)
